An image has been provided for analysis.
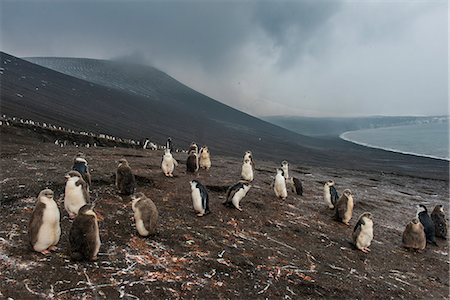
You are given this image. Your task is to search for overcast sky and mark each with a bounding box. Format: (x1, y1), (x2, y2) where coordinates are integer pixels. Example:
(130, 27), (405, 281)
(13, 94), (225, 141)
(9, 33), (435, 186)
(1, 0), (448, 117)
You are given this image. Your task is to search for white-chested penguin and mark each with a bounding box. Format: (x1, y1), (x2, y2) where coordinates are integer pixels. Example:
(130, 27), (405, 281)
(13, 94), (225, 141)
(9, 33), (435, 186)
(417, 204), (437, 245)
(335, 189), (354, 225)
(324, 180), (339, 209)
(281, 160), (289, 180)
(116, 158), (136, 195)
(243, 151), (255, 168)
(352, 212), (373, 253)
(69, 204), (101, 261)
(28, 189), (60, 255)
(431, 205), (447, 239)
(64, 170), (89, 219)
(190, 180), (210, 217)
(199, 146), (211, 170)
(241, 158), (254, 182)
(402, 218), (426, 251)
(72, 152), (91, 187)
(131, 192), (158, 236)
(161, 148), (178, 177)
(274, 169), (287, 200)
(223, 181), (251, 211)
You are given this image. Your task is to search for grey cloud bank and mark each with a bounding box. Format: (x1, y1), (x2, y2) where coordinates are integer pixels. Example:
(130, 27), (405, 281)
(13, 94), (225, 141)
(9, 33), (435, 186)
(1, 0), (447, 117)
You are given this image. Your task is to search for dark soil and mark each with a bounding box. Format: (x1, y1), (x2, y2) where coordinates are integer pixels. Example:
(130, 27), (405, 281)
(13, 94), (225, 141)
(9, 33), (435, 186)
(1, 126), (449, 299)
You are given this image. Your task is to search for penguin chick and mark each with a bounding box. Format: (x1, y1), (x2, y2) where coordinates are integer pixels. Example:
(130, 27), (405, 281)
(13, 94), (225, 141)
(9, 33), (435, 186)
(402, 218), (426, 251)
(64, 170), (89, 219)
(69, 204), (101, 261)
(116, 158), (136, 195)
(199, 146), (211, 170)
(72, 152), (92, 187)
(274, 169), (287, 200)
(188, 142), (198, 154)
(186, 151), (199, 173)
(161, 149), (178, 177)
(190, 180), (210, 217)
(241, 158), (254, 182)
(335, 189), (354, 225)
(28, 189), (60, 255)
(417, 204), (437, 246)
(431, 204), (447, 239)
(131, 192), (158, 236)
(223, 181), (251, 211)
(352, 212), (373, 253)
(324, 180), (339, 209)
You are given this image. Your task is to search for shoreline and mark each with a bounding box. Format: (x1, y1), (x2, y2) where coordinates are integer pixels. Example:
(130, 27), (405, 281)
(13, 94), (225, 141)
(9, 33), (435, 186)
(340, 130), (450, 162)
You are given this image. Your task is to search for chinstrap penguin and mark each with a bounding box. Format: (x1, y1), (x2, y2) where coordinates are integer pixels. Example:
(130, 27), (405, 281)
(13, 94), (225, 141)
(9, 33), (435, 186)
(243, 151), (255, 168)
(131, 192), (159, 236)
(186, 151), (199, 173)
(161, 149), (178, 177)
(241, 158), (254, 182)
(223, 181), (251, 211)
(189, 142), (199, 154)
(335, 189), (354, 225)
(431, 205), (447, 239)
(417, 204), (437, 246)
(274, 169), (287, 200)
(28, 189), (60, 255)
(64, 170), (89, 219)
(69, 204), (101, 261)
(190, 180), (210, 217)
(281, 160), (289, 180)
(199, 146), (211, 170)
(352, 212), (373, 253)
(116, 158), (136, 195)
(166, 137), (173, 153)
(324, 180), (339, 209)
(402, 218), (426, 251)
(72, 152), (92, 187)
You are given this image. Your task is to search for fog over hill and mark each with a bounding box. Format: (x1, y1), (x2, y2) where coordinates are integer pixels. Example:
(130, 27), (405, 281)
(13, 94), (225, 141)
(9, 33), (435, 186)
(1, 52), (448, 179)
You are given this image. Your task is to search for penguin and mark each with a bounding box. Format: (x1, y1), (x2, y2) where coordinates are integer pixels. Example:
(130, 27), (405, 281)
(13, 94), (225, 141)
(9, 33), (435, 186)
(274, 169), (287, 200)
(243, 151), (255, 168)
(186, 151), (199, 173)
(286, 177), (303, 196)
(223, 181), (251, 211)
(64, 170), (89, 219)
(241, 158), (254, 182)
(69, 204), (101, 261)
(166, 137), (173, 153)
(72, 152), (91, 187)
(131, 192), (158, 236)
(190, 180), (210, 217)
(116, 158), (136, 195)
(431, 204), (447, 239)
(281, 160), (289, 180)
(352, 212), (373, 253)
(335, 189), (354, 225)
(161, 149), (178, 177)
(28, 189), (60, 255)
(417, 204), (437, 245)
(324, 180), (339, 209)
(199, 146), (211, 170)
(189, 142), (198, 154)
(402, 218), (426, 251)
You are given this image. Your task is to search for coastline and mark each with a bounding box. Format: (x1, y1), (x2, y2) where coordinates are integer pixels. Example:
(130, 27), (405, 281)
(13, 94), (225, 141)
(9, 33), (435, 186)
(340, 129), (450, 162)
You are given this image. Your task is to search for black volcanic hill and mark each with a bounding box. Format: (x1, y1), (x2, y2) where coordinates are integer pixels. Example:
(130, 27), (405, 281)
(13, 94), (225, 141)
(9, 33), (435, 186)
(1, 52), (322, 160)
(1, 52), (448, 179)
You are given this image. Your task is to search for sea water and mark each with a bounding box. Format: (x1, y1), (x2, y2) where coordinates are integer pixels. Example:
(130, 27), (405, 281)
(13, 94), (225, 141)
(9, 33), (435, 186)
(340, 121), (450, 161)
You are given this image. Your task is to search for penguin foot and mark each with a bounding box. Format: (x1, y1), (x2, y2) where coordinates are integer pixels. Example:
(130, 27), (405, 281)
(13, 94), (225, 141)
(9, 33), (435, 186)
(49, 246), (58, 251)
(236, 206), (243, 211)
(169, 174), (173, 177)
(196, 213), (205, 217)
(69, 213), (76, 219)
(40, 249), (51, 255)
(361, 247), (370, 253)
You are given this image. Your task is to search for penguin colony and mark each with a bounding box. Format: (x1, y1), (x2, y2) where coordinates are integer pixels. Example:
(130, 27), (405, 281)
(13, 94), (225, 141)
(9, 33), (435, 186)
(27, 139), (448, 262)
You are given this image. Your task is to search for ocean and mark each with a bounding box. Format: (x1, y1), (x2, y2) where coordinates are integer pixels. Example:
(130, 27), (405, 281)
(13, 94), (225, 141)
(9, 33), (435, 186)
(340, 121), (450, 161)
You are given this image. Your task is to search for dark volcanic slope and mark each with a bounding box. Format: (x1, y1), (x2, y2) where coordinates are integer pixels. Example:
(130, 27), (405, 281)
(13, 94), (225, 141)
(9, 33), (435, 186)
(1, 52), (448, 179)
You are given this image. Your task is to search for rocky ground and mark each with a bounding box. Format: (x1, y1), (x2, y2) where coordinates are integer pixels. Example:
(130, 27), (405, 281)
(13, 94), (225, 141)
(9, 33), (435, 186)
(1, 126), (449, 299)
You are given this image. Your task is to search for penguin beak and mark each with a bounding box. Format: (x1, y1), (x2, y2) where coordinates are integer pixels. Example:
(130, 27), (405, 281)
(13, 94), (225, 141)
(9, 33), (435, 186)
(64, 174), (70, 179)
